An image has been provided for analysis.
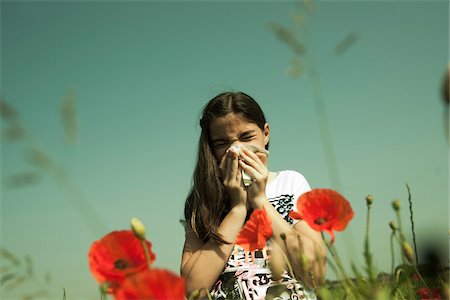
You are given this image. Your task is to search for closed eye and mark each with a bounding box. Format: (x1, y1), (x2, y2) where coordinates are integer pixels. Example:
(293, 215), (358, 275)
(241, 135), (255, 141)
(212, 141), (228, 148)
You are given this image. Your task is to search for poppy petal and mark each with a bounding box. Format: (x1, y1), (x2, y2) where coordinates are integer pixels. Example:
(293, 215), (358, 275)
(236, 208), (273, 251)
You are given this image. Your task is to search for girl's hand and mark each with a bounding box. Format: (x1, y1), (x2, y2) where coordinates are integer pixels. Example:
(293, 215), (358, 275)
(219, 149), (247, 208)
(238, 148), (269, 208)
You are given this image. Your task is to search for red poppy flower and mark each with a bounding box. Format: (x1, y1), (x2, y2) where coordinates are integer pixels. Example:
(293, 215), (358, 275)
(115, 268), (186, 300)
(416, 287), (441, 299)
(289, 189), (354, 245)
(235, 208), (273, 251)
(88, 230), (156, 292)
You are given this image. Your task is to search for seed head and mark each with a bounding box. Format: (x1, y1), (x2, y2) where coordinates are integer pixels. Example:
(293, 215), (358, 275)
(389, 221), (397, 231)
(392, 199), (401, 211)
(401, 242), (415, 264)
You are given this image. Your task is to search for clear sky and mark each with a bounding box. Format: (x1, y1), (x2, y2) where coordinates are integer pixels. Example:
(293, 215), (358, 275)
(1, 1), (448, 298)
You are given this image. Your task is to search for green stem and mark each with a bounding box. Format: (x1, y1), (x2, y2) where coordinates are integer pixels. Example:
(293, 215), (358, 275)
(390, 232), (395, 275)
(141, 240), (152, 269)
(364, 205), (375, 282)
(280, 239), (302, 295)
(322, 232), (358, 294)
(394, 210), (406, 264)
(278, 241), (296, 281)
(201, 287), (213, 300)
(412, 266), (431, 293)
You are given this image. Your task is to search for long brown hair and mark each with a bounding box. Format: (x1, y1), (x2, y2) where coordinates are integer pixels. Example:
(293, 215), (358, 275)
(184, 91), (268, 244)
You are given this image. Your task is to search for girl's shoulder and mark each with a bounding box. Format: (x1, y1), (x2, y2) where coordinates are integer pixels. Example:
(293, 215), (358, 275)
(267, 169), (311, 198)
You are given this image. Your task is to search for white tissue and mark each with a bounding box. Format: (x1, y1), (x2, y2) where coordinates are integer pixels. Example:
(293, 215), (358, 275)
(229, 144), (269, 187)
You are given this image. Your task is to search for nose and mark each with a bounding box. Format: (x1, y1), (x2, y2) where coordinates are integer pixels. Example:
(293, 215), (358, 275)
(230, 140), (240, 148)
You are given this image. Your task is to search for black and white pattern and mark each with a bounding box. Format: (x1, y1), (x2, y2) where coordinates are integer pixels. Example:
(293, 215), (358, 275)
(268, 194), (295, 225)
(210, 193), (316, 300)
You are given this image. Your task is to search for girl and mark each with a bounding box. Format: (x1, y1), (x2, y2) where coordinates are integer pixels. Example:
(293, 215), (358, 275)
(181, 92), (326, 299)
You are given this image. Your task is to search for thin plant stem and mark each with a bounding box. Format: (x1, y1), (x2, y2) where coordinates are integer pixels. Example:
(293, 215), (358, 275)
(412, 266), (431, 293)
(201, 287), (213, 300)
(322, 232), (358, 294)
(390, 232), (395, 275)
(364, 203), (375, 282)
(275, 241), (296, 281)
(394, 210), (406, 264)
(406, 183), (419, 265)
(279, 239), (302, 295)
(141, 240), (152, 269)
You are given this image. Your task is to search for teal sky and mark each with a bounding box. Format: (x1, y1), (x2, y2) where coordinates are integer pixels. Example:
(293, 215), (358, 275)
(1, 1), (448, 298)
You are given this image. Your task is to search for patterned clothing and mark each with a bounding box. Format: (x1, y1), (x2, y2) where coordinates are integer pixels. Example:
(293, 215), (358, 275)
(210, 170), (317, 300)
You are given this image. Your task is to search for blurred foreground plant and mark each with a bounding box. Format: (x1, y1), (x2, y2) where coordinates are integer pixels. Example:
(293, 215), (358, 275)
(0, 247), (52, 299)
(87, 217), (185, 300)
(276, 188), (449, 300)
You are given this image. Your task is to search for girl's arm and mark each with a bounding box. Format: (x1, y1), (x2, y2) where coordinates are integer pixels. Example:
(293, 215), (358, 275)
(238, 148), (326, 287)
(181, 148), (247, 295)
(255, 197), (326, 288)
(180, 204), (247, 296)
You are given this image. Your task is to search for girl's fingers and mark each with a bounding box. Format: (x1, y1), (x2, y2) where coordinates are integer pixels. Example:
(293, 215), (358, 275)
(239, 148), (265, 173)
(222, 149), (241, 184)
(229, 151), (239, 179)
(238, 159), (257, 178)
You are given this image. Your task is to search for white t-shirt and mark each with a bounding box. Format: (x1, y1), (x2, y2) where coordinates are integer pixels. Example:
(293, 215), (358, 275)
(265, 169), (311, 227)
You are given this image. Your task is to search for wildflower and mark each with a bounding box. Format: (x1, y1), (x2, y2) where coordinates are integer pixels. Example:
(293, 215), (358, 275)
(88, 230), (156, 292)
(415, 287), (441, 299)
(130, 217), (146, 240)
(115, 268), (185, 300)
(289, 189), (354, 245)
(235, 208), (273, 251)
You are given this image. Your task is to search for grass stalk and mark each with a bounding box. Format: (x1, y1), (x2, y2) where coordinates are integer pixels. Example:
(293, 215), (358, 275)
(406, 183), (419, 265)
(364, 196), (375, 282)
(322, 232), (358, 295)
(390, 232), (396, 275)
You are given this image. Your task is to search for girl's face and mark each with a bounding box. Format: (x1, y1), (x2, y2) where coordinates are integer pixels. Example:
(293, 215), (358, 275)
(209, 113), (270, 163)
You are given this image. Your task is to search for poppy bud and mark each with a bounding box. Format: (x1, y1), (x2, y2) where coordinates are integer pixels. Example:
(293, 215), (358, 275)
(392, 200), (401, 211)
(365, 194), (374, 206)
(402, 242), (415, 264)
(389, 221), (397, 231)
(130, 217), (146, 240)
(280, 233), (287, 241)
(189, 290), (200, 300)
